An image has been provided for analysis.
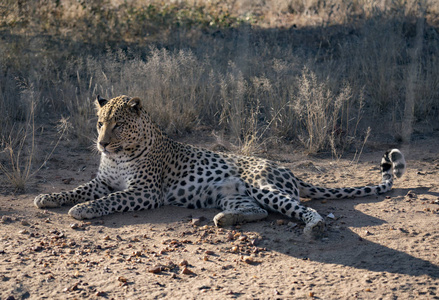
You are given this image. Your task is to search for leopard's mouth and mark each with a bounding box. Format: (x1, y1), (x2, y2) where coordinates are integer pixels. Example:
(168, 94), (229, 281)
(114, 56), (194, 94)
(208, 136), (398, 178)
(98, 145), (123, 156)
(97, 143), (112, 156)
(101, 149), (111, 156)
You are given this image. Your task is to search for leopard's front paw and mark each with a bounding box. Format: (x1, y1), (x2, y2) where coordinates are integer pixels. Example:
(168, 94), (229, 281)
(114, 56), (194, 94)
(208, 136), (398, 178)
(68, 203), (101, 220)
(303, 220), (326, 239)
(34, 194), (62, 208)
(213, 211), (241, 227)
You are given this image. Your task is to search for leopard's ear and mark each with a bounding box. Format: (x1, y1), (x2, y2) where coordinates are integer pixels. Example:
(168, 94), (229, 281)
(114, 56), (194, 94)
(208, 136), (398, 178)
(96, 95), (108, 107)
(127, 97), (142, 114)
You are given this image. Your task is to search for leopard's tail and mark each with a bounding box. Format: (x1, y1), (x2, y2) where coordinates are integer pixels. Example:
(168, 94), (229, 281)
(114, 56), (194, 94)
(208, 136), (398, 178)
(298, 149), (406, 199)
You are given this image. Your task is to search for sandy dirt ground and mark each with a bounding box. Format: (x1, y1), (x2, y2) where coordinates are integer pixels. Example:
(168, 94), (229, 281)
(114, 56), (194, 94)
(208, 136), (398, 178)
(1, 132), (438, 300)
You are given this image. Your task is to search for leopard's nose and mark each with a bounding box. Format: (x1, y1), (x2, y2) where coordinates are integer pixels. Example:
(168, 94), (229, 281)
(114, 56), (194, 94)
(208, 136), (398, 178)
(99, 141), (109, 148)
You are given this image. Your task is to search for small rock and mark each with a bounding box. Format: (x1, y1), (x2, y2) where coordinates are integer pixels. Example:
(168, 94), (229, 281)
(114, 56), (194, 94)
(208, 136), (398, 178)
(251, 238), (261, 246)
(62, 178), (74, 184)
(276, 219), (287, 225)
(238, 235), (247, 242)
(327, 213), (335, 219)
(191, 218), (201, 226)
(31, 245), (43, 252)
(180, 267), (194, 275)
(148, 266), (163, 274)
(406, 191), (416, 198)
(242, 256), (254, 264)
(64, 282), (79, 292)
(287, 222), (297, 228)
(20, 220), (30, 226)
(70, 223), (79, 229)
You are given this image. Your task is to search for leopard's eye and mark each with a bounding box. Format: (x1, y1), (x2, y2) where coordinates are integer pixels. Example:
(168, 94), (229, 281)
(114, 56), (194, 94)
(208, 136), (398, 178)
(98, 122), (103, 128)
(114, 122), (122, 130)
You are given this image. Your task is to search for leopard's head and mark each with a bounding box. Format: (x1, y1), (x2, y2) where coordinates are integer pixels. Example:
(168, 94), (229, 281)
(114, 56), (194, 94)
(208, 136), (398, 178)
(95, 95), (150, 156)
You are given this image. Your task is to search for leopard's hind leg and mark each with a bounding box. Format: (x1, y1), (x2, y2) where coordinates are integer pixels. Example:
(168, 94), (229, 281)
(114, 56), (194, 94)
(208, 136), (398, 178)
(213, 195), (268, 227)
(249, 184), (325, 237)
(211, 177), (268, 227)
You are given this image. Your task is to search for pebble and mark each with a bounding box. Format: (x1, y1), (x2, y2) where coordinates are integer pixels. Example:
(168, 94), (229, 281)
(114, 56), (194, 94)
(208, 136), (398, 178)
(179, 260), (188, 266)
(327, 213), (335, 219)
(276, 219), (287, 225)
(180, 267), (194, 275)
(191, 218), (201, 226)
(70, 223), (79, 229)
(148, 266), (163, 274)
(242, 256), (254, 264)
(287, 222), (297, 228)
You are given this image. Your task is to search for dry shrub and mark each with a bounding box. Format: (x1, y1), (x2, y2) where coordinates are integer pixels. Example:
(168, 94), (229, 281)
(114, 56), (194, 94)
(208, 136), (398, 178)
(84, 48), (206, 134)
(0, 98), (68, 190)
(0, 0), (438, 181)
(291, 68), (358, 154)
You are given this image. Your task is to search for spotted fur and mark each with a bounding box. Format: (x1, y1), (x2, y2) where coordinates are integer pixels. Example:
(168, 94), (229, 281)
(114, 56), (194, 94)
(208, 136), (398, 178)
(34, 95), (406, 236)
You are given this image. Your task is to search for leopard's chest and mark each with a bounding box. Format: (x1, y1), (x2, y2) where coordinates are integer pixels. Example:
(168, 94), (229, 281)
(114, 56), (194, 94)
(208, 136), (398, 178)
(98, 158), (135, 191)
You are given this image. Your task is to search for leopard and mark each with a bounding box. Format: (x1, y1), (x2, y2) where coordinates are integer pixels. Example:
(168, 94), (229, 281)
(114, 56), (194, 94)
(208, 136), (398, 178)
(34, 95), (407, 237)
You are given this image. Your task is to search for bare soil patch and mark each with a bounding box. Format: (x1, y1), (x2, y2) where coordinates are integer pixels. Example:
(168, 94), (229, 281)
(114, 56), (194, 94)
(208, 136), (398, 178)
(1, 135), (439, 299)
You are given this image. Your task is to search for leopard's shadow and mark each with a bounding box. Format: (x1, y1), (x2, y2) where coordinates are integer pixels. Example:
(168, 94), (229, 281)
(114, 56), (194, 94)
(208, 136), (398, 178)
(259, 186), (439, 279)
(55, 187), (439, 279)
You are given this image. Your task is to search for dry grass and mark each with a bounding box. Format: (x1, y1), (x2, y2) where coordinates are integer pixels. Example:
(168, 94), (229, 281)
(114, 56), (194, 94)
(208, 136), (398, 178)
(1, 0), (439, 187)
(0, 100), (68, 190)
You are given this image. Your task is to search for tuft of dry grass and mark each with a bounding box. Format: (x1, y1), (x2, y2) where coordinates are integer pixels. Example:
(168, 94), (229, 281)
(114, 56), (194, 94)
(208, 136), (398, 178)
(0, 102), (68, 191)
(0, 96), (68, 190)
